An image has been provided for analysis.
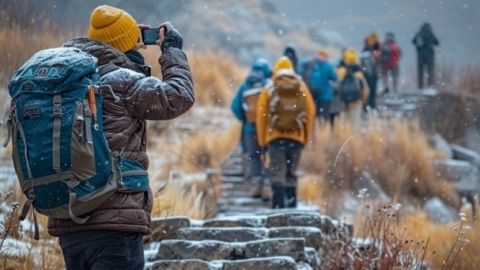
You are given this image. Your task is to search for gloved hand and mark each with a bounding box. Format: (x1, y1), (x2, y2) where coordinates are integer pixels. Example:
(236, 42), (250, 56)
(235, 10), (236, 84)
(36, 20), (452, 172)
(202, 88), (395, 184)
(157, 21), (183, 53)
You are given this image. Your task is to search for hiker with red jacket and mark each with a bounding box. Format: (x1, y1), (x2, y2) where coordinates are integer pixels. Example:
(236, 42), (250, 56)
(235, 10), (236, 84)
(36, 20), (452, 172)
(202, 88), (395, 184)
(48, 5), (194, 270)
(256, 57), (315, 209)
(231, 58), (272, 201)
(379, 32), (401, 93)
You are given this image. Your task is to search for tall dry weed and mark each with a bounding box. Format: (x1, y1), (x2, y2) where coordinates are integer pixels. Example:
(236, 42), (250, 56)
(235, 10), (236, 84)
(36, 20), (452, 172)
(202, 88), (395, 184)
(399, 209), (478, 270)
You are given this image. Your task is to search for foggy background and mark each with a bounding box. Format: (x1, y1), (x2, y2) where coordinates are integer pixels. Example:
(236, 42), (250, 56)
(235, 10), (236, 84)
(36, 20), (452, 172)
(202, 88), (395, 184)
(22, 0), (480, 80)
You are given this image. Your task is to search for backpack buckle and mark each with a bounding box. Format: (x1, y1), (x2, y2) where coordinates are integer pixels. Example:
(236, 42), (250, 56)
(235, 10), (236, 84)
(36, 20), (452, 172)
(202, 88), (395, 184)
(53, 96), (62, 118)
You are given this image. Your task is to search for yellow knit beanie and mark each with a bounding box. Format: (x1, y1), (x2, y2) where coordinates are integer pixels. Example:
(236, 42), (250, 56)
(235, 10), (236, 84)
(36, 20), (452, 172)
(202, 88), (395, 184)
(274, 56), (293, 72)
(88, 5), (139, 53)
(344, 49), (359, 65)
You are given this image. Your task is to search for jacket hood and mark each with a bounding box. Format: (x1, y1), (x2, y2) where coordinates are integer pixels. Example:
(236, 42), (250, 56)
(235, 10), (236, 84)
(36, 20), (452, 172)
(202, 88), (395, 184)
(251, 58), (272, 78)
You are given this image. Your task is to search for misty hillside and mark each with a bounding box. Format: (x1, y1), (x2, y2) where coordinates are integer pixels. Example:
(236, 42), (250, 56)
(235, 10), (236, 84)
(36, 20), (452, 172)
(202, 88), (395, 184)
(24, 0), (480, 72)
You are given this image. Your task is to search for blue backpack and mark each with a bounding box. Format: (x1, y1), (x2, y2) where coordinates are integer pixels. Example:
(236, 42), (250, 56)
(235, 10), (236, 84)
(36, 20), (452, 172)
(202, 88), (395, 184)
(4, 47), (124, 238)
(300, 59), (323, 97)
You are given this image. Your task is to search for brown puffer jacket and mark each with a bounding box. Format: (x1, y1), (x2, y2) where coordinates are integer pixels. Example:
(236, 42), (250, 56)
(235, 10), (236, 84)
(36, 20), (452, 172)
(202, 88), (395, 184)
(47, 38), (194, 236)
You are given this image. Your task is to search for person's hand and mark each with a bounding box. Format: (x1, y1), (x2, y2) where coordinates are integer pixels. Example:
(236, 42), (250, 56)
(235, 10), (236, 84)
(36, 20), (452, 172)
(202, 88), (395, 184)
(156, 21), (183, 53)
(133, 24), (149, 51)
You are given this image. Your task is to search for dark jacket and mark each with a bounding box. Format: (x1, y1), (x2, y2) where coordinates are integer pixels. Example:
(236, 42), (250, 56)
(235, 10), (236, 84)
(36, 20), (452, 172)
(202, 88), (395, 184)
(412, 24), (439, 56)
(284, 46), (298, 72)
(48, 38), (194, 236)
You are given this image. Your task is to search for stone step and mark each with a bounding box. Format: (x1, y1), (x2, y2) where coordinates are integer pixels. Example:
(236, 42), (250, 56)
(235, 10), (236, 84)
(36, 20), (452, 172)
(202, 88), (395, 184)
(177, 227), (268, 242)
(217, 203), (320, 217)
(222, 182), (251, 192)
(222, 190), (253, 198)
(222, 176), (245, 183)
(218, 197), (270, 208)
(222, 257), (297, 270)
(146, 259), (222, 270)
(177, 226), (323, 249)
(222, 166), (244, 176)
(151, 212), (351, 244)
(145, 257), (298, 270)
(150, 217), (192, 241)
(217, 205), (271, 214)
(203, 215), (266, 228)
(156, 238), (306, 262)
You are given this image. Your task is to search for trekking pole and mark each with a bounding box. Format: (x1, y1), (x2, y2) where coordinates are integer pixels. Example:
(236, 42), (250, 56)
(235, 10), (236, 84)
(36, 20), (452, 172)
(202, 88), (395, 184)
(87, 86), (99, 130)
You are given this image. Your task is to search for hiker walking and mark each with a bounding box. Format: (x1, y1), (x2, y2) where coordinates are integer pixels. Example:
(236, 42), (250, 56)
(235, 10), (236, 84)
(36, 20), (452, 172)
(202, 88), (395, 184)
(363, 32), (380, 52)
(231, 58), (273, 201)
(256, 57), (315, 209)
(361, 32), (380, 110)
(16, 5), (193, 270)
(379, 32), (401, 93)
(412, 22), (439, 89)
(283, 43), (299, 73)
(298, 49), (337, 124)
(336, 49), (370, 128)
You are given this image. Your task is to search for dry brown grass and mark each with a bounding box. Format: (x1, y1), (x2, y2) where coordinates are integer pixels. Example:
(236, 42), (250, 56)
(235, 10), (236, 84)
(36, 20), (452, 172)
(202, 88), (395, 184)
(299, 117), (457, 217)
(151, 181), (206, 220)
(140, 46), (247, 108)
(397, 208), (479, 270)
(299, 162), (478, 270)
(0, 0), (66, 121)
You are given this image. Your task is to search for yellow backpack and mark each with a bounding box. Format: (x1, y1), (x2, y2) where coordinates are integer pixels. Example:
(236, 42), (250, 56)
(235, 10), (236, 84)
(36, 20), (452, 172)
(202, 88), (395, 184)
(268, 71), (307, 132)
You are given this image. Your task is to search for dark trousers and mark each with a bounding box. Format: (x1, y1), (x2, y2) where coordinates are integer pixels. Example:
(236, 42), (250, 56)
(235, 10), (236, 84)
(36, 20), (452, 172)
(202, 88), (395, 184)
(365, 75), (378, 110)
(59, 231), (144, 270)
(315, 100), (331, 122)
(244, 132), (266, 187)
(418, 53), (435, 89)
(267, 139), (303, 209)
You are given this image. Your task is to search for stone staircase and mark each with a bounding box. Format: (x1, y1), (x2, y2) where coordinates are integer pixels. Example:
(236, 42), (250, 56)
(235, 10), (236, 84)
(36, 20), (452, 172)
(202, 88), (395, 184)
(376, 88), (438, 119)
(143, 147), (352, 270)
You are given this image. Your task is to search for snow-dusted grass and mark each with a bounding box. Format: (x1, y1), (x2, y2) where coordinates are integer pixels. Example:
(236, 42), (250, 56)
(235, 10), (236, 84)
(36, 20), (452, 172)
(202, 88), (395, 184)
(298, 115), (457, 218)
(321, 196), (476, 270)
(399, 207), (478, 270)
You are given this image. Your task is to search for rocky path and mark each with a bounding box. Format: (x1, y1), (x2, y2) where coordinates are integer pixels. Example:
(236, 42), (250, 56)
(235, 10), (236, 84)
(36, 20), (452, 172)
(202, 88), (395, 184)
(143, 147), (352, 270)
(140, 90), (453, 270)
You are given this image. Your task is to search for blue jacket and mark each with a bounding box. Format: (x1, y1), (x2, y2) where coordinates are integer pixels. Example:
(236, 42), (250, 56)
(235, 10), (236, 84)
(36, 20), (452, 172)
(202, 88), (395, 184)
(231, 59), (272, 134)
(231, 79), (271, 133)
(298, 58), (337, 102)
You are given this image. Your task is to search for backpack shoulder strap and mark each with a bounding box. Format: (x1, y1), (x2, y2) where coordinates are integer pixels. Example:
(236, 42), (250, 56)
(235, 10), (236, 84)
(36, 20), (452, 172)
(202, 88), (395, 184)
(98, 63), (120, 77)
(302, 59), (316, 82)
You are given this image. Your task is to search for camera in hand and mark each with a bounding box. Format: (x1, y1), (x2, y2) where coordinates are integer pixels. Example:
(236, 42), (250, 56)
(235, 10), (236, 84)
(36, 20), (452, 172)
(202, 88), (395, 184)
(141, 28), (160, 45)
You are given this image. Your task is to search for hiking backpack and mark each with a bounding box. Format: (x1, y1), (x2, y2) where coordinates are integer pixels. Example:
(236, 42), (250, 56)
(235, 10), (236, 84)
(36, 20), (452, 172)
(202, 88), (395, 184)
(3, 47), (125, 237)
(242, 81), (264, 124)
(360, 51), (377, 78)
(339, 69), (362, 103)
(380, 43), (392, 64)
(300, 59), (323, 97)
(268, 71), (306, 132)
